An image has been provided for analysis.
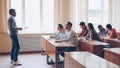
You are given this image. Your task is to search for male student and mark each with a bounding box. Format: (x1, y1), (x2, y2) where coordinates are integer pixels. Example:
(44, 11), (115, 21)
(63, 22), (78, 46)
(55, 24), (66, 39)
(60, 22), (78, 58)
(8, 9), (22, 66)
(78, 22), (88, 37)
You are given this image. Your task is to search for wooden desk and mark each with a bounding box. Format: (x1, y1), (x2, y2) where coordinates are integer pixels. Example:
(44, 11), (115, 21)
(41, 35), (76, 68)
(101, 37), (120, 47)
(64, 52), (120, 68)
(104, 48), (120, 65)
(79, 40), (109, 57)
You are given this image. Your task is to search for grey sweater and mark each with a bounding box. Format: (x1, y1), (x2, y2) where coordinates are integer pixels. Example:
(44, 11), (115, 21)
(8, 16), (18, 35)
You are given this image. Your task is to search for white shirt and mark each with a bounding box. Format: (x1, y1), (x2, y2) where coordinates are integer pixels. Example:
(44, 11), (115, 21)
(63, 30), (78, 46)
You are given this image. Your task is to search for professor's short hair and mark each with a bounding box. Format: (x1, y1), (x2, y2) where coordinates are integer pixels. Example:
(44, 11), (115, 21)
(9, 9), (15, 15)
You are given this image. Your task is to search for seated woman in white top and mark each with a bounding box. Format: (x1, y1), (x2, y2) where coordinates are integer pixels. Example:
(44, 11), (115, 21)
(62, 22), (78, 46)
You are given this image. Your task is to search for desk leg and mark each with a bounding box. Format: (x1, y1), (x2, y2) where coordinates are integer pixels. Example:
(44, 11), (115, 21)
(41, 48), (46, 55)
(47, 54), (49, 64)
(55, 48), (59, 68)
(55, 48), (64, 68)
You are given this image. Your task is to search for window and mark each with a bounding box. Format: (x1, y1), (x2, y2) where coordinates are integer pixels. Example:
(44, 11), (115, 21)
(11, 0), (23, 27)
(112, 0), (120, 31)
(75, 0), (88, 33)
(75, 0), (109, 33)
(88, 0), (109, 32)
(11, 0), (54, 34)
(24, 0), (41, 33)
(42, 0), (54, 33)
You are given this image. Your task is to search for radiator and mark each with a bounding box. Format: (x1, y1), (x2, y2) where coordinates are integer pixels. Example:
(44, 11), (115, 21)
(18, 36), (42, 51)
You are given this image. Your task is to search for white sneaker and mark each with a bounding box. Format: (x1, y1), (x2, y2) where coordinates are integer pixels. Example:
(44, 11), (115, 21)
(59, 55), (64, 61)
(13, 61), (22, 66)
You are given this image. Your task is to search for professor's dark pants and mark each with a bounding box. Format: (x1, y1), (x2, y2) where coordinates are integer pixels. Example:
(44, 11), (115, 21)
(10, 35), (20, 61)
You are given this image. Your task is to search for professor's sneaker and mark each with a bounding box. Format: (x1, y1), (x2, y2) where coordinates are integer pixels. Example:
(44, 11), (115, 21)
(13, 61), (22, 66)
(10, 60), (14, 64)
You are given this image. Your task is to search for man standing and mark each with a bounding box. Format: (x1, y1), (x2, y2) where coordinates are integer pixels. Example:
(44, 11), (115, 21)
(8, 9), (22, 66)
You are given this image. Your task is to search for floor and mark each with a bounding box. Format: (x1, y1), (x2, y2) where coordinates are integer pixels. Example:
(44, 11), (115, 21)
(0, 53), (55, 68)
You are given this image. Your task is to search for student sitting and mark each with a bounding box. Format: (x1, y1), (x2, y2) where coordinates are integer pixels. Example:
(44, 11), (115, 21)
(60, 22), (77, 58)
(63, 22), (78, 46)
(78, 22), (88, 37)
(106, 24), (117, 38)
(55, 24), (66, 39)
(98, 25), (107, 35)
(86, 23), (101, 41)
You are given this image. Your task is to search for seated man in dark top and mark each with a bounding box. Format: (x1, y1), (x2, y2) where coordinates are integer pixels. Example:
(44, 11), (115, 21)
(78, 22), (88, 37)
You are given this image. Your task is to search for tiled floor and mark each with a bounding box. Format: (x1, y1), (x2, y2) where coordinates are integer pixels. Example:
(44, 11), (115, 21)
(0, 53), (55, 68)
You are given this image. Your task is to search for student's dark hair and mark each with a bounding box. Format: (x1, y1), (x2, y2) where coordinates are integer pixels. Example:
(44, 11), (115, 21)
(88, 23), (94, 30)
(9, 9), (15, 15)
(79, 22), (85, 26)
(58, 24), (63, 28)
(67, 22), (72, 27)
(98, 25), (102, 28)
(106, 24), (112, 30)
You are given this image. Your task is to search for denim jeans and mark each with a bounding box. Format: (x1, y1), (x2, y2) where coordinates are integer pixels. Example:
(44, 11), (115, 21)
(60, 47), (76, 57)
(10, 35), (20, 61)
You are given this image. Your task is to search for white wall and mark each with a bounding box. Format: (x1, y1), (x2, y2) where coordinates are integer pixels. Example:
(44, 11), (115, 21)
(0, 0), (12, 53)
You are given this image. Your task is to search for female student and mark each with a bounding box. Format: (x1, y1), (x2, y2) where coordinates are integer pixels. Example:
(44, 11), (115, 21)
(86, 23), (101, 41)
(106, 24), (117, 38)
